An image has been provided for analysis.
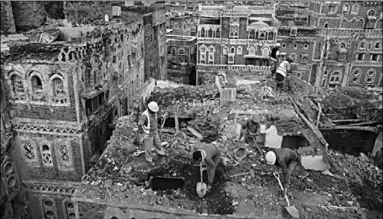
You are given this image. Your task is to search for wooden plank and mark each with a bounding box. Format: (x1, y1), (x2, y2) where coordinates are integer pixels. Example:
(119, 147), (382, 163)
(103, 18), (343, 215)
(187, 126), (203, 140)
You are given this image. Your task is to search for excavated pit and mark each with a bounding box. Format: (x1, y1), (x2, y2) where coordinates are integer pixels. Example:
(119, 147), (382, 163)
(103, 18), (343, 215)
(146, 157), (235, 215)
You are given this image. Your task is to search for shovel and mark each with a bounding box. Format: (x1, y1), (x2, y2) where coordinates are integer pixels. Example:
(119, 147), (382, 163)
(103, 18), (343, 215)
(196, 163), (207, 198)
(273, 172), (299, 218)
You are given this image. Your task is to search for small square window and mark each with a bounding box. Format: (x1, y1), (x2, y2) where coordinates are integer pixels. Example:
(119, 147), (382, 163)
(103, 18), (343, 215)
(282, 43), (287, 48)
(356, 53), (364, 61)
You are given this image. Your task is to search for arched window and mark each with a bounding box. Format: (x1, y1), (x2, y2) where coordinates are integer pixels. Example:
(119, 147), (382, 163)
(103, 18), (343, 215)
(178, 48), (187, 63)
(200, 28), (205, 37)
(31, 76), (43, 93)
(374, 42), (382, 50)
(329, 71), (341, 83)
(237, 46), (242, 55)
(261, 47), (270, 56)
(249, 47), (256, 55)
(223, 46), (229, 55)
(268, 31), (274, 40)
(11, 74), (25, 94)
(296, 72), (302, 79)
(200, 46), (206, 54)
(209, 46), (214, 54)
(359, 41), (366, 50)
(259, 32), (265, 40)
(368, 9), (376, 16)
(339, 42), (346, 49)
(290, 53), (297, 62)
(63, 199), (76, 219)
(324, 22), (329, 28)
(351, 3), (359, 15)
(230, 47), (235, 54)
(351, 68), (361, 84)
(171, 48), (176, 56)
(52, 78), (64, 96)
(41, 143), (53, 167)
(42, 198), (57, 219)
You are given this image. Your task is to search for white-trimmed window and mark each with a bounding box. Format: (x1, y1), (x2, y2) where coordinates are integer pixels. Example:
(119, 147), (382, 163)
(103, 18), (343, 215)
(248, 46), (256, 55)
(11, 74), (25, 94)
(290, 53), (297, 62)
(41, 142), (53, 167)
(200, 54), (206, 64)
(356, 53), (365, 61)
(261, 47), (270, 56)
(304, 43), (309, 49)
(282, 43), (287, 48)
(374, 42), (382, 50)
(339, 42), (346, 49)
(290, 28), (297, 36)
(63, 199), (76, 219)
(237, 46), (242, 55)
(350, 68), (361, 84)
(294, 44), (298, 49)
(351, 3), (359, 15)
(343, 3), (350, 14)
(31, 75), (43, 94)
(52, 77), (67, 105)
(56, 140), (73, 171)
(329, 71), (341, 83)
(42, 198), (57, 219)
(301, 54), (308, 64)
(209, 46), (215, 54)
(359, 41), (366, 50)
(228, 54), (235, 64)
(368, 9), (376, 17)
(259, 32), (266, 40)
(365, 69), (376, 84)
(223, 46), (229, 55)
(296, 72), (302, 79)
(208, 53), (214, 64)
(216, 29), (220, 38)
(200, 46), (206, 54)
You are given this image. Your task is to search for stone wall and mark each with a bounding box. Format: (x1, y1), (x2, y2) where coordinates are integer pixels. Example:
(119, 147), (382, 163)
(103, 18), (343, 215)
(11, 1), (46, 32)
(27, 191), (75, 219)
(0, 1), (16, 34)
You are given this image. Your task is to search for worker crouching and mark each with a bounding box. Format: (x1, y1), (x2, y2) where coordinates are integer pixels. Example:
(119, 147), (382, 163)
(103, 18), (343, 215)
(265, 148), (300, 196)
(138, 101), (167, 163)
(192, 143), (221, 191)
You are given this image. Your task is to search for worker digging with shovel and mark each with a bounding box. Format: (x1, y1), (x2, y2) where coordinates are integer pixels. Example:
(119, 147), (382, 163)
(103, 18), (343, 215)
(192, 142), (221, 197)
(265, 148), (300, 218)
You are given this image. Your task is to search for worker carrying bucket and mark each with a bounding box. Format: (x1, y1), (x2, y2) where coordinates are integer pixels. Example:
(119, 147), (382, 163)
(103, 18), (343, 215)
(193, 142), (221, 197)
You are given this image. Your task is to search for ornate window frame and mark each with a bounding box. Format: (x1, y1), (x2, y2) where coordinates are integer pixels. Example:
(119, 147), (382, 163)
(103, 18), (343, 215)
(374, 41), (382, 50)
(56, 139), (74, 171)
(208, 46), (215, 54)
(27, 71), (47, 104)
(329, 71), (341, 84)
(351, 3), (359, 15)
(261, 46), (270, 56)
(222, 46), (229, 55)
(228, 54), (235, 64)
(40, 140), (54, 167)
(7, 71), (28, 103)
(237, 46), (242, 55)
(248, 46), (256, 55)
(49, 73), (70, 107)
(367, 9), (376, 17)
(230, 47), (236, 54)
(365, 69), (376, 85)
(290, 53), (297, 63)
(20, 137), (40, 167)
(342, 3), (350, 14)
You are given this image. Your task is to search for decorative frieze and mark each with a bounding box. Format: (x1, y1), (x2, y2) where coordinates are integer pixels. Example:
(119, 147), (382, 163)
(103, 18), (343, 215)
(277, 36), (317, 42)
(24, 181), (79, 195)
(318, 28), (382, 38)
(197, 38), (277, 46)
(197, 64), (271, 74)
(14, 123), (82, 135)
(352, 61), (383, 67)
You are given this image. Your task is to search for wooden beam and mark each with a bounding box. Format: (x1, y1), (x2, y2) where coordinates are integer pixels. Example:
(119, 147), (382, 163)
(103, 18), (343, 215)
(322, 125), (378, 133)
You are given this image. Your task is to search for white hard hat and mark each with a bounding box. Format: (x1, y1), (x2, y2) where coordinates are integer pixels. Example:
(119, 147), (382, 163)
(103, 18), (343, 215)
(276, 43), (281, 47)
(148, 101), (159, 112)
(265, 151), (276, 165)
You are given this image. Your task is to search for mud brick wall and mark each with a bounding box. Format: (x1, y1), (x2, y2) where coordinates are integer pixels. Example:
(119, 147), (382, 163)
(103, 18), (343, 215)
(78, 202), (106, 219)
(0, 1), (16, 34)
(11, 1), (46, 32)
(14, 133), (83, 182)
(27, 191), (72, 219)
(9, 67), (78, 122)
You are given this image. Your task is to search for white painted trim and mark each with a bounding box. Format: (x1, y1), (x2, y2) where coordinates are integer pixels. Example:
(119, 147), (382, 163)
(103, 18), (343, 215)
(73, 67), (81, 124)
(79, 134), (86, 175)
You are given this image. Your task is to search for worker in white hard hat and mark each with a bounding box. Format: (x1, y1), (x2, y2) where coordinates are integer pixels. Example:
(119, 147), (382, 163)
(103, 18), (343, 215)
(275, 57), (293, 92)
(269, 42), (281, 77)
(265, 148), (300, 196)
(138, 101), (168, 163)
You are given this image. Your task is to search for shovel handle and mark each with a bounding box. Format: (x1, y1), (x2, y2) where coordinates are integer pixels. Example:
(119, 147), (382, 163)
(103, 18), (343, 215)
(273, 173), (291, 207)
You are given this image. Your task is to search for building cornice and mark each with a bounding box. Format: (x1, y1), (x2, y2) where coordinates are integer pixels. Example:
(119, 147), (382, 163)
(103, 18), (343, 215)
(24, 180), (80, 196)
(197, 38), (277, 46)
(197, 64), (271, 74)
(277, 36), (317, 42)
(318, 28), (382, 38)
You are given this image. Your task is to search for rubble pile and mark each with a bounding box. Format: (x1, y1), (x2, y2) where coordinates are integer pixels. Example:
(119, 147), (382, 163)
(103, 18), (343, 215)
(322, 87), (382, 121)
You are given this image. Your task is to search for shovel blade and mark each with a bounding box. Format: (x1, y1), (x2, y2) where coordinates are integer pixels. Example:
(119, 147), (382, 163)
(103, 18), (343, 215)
(285, 206), (299, 218)
(196, 182), (207, 198)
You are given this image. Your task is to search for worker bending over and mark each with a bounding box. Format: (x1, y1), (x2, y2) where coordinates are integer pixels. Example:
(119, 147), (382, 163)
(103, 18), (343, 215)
(192, 143), (221, 191)
(138, 101), (167, 163)
(265, 148), (300, 196)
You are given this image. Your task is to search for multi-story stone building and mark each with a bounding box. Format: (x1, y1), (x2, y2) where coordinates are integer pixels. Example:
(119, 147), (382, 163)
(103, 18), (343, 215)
(308, 0), (383, 89)
(196, 3), (279, 83)
(167, 35), (197, 84)
(277, 26), (318, 84)
(167, 15), (198, 36)
(0, 15), (145, 219)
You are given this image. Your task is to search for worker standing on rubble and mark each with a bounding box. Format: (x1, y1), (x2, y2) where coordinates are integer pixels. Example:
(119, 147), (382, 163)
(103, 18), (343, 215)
(275, 57), (293, 92)
(138, 101), (167, 163)
(265, 148), (300, 196)
(192, 143), (221, 191)
(270, 43), (281, 77)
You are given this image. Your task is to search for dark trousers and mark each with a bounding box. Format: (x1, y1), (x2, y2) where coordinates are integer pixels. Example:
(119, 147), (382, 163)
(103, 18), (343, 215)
(207, 155), (221, 185)
(283, 161), (297, 189)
